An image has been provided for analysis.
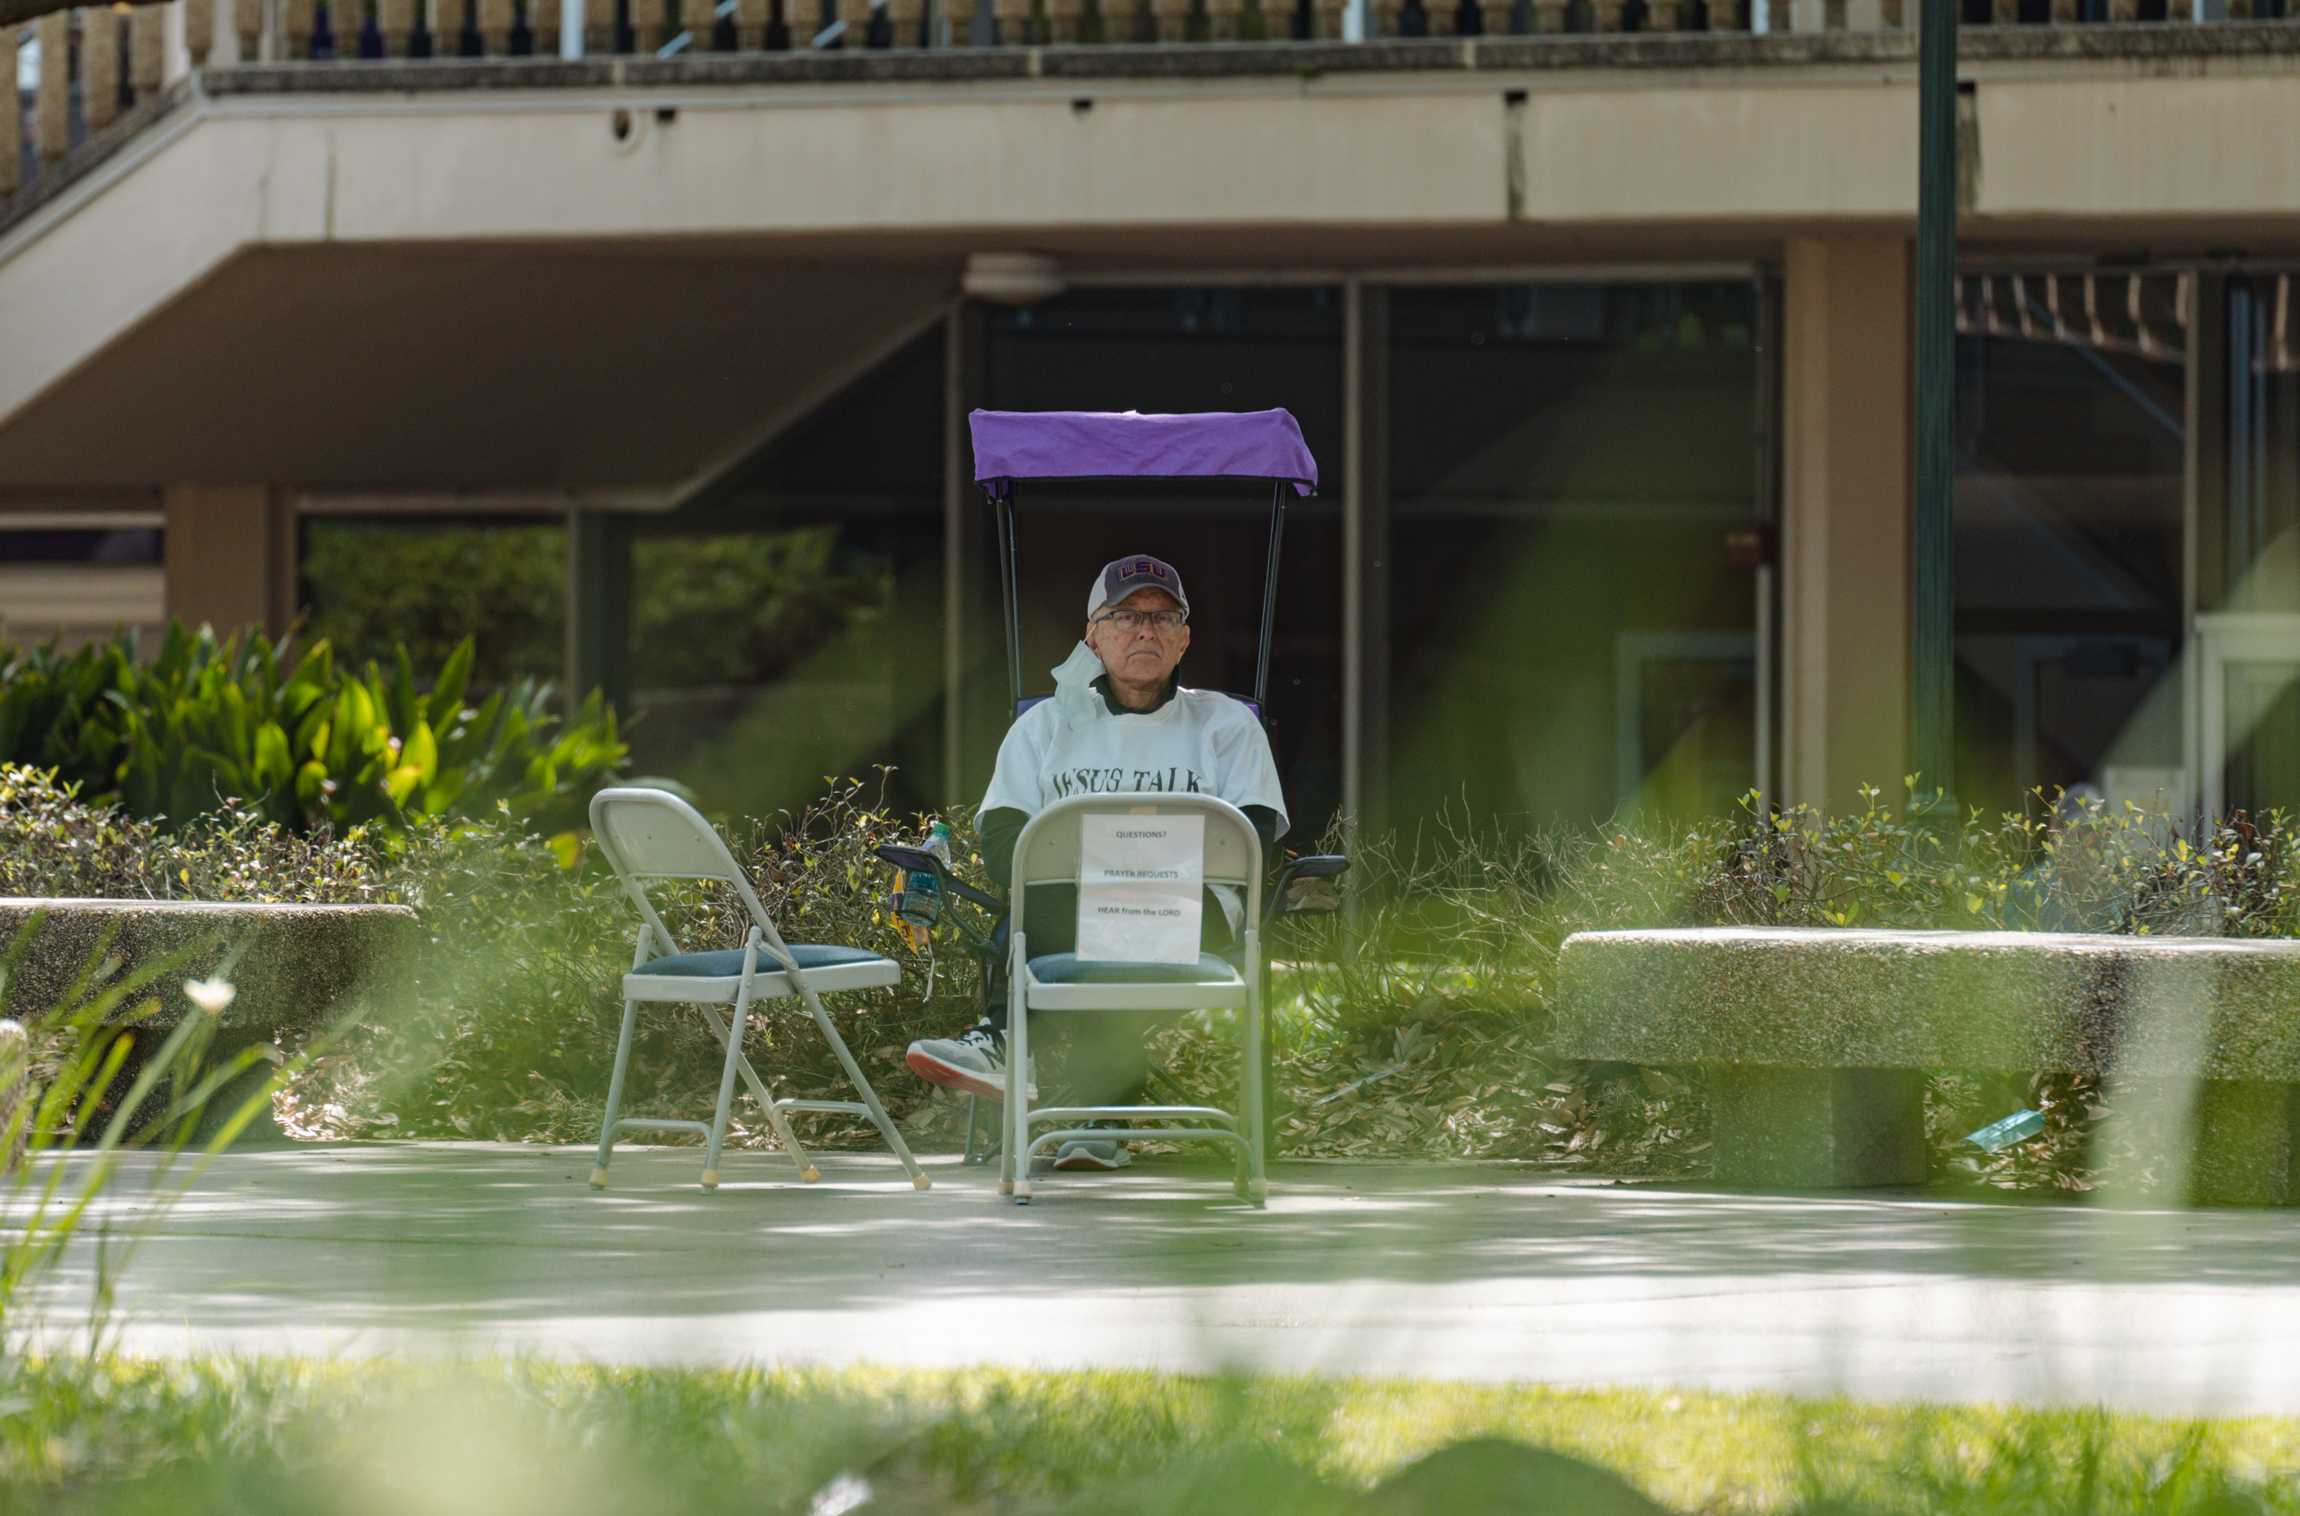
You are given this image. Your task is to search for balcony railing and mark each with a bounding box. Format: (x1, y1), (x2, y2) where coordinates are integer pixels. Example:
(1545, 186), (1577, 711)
(5, 1), (2299, 216)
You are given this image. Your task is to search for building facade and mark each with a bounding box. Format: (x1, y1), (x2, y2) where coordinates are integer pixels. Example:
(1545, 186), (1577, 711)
(4, 11), (2298, 836)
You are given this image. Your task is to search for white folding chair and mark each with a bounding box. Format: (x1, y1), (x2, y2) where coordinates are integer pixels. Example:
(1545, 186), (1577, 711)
(587, 786), (928, 1193)
(1001, 792), (1267, 1207)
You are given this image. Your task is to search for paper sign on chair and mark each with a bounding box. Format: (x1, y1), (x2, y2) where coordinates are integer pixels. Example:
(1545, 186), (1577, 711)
(1075, 813), (1204, 964)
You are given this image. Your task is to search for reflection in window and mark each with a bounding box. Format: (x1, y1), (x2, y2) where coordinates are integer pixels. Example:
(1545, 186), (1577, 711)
(1952, 272), (2188, 812)
(619, 324), (945, 821)
(1388, 282), (1762, 829)
(300, 518), (567, 689)
(622, 525), (908, 821)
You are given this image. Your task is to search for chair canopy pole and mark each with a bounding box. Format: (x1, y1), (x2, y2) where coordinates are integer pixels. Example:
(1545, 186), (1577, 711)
(1254, 480), (1286, 710)
(994, 490), (1025, 712)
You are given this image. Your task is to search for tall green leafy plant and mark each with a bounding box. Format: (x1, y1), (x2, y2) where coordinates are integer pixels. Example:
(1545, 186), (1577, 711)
(2, 921), (292, 1353)
(0, 625), (624, 834)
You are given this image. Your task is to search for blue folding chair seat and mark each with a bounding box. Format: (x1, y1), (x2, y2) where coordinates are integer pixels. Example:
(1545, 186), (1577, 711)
(1026, 952), (1242, 986)
(626, 944), (898, 1004)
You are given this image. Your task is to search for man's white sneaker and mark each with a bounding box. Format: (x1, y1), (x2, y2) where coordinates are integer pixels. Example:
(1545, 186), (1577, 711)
(905, 1022), (1037, 1101)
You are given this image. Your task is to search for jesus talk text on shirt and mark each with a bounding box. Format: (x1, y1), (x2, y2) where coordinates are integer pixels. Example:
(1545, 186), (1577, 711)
(1052, 765), (1203, 798)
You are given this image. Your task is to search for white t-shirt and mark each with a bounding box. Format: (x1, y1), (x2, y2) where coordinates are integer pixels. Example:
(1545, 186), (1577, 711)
(981, 686), (1290, 842)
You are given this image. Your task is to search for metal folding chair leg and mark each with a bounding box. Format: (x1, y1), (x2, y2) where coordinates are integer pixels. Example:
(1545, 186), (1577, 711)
(698, 937), (762, 1191)
(590, 996), (640, 1189)
(1242, 925), (1269, 1206)
(1007, 933), (1033, 1205)
(793, 978), (931, 1190)
(695, 1000), (820, 1183)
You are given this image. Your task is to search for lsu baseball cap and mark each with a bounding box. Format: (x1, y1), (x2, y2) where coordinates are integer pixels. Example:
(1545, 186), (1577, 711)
(1086, 555), (1190, 620)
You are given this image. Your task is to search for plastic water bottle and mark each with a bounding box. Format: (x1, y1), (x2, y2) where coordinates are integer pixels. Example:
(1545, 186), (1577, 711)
(1964, 1108), (2046, 1153)
(892, 822), (952, 953)
(909, 821), (954, 916)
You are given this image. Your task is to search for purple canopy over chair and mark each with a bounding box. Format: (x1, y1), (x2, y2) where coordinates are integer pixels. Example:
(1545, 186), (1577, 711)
(968, 407), (1320, 715)
(969, 408), (1318, 497)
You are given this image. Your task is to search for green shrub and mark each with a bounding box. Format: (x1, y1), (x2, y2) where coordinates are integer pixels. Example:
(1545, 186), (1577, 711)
(0, 624), (624, 834)
(0, 765), (392, 905)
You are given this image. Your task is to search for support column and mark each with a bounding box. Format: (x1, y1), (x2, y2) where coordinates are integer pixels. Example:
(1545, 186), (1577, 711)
(943, 303), (998, 807)
(943, 303), (990, 807)
(163, 485), (295, 638)
(1780, 238), (1914, 814)
(1342, 280), (1391, 842)
(565, 511), (632, 710)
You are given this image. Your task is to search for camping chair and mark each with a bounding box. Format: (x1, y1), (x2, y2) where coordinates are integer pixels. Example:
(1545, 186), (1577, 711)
(1000, 791), (1268, 1208)
(587, 786), (929, 1194)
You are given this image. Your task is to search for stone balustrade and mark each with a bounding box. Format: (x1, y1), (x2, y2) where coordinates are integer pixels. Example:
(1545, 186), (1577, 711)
(9, 7), (175, 199)
(5, 0), (2296, 209)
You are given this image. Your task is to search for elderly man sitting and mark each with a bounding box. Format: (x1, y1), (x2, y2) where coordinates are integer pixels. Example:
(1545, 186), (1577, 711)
(906, 554), (1286, 1172)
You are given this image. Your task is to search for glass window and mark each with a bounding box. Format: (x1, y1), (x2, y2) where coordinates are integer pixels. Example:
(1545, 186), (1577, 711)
(983, 289), (1345, 841)
(299, 517), (567, 690)
(0, 526), (162, 564)
(1952, 272), (2188, 811)
(2226, 274), (2300, 616)
(0, 516), (165, 653)
(2226, 649), (2300, 818)
(1387, 282), (1763, 829)
(620, 325), (945, 821)
(2213, 273), (2300, 815)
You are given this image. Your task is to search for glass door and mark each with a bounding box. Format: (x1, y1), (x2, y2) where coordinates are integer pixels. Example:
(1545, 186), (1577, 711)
(2198, 614), (2300, 818)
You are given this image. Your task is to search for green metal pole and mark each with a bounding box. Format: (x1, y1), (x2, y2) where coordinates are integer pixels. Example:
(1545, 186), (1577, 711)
(1912, 0), (1958, 808)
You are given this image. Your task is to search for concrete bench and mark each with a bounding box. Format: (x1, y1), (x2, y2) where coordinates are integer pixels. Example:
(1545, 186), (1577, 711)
(1553, 927), (2300, 1206)
(0, 897), (420, 1142)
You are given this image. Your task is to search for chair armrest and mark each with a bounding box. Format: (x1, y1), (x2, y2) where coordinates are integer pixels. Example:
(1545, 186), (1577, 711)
(874, 845), (1004, 912)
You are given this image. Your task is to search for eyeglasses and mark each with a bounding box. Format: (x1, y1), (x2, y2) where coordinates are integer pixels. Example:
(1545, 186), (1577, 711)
(1094, 609), (1188, 633)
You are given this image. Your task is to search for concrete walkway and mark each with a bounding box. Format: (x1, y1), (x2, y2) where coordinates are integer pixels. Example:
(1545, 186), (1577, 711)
(20, 1142), (2300, 1417)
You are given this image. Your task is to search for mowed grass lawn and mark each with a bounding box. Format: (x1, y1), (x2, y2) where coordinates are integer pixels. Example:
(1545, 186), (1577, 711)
(5, 1357), (2300, 1515)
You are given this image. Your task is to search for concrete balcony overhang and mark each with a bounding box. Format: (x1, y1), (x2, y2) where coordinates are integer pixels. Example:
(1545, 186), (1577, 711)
(7, 26), (2300, 494)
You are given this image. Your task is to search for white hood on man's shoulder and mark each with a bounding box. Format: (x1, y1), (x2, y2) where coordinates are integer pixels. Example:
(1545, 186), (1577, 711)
(1050, 640), (1106, 732)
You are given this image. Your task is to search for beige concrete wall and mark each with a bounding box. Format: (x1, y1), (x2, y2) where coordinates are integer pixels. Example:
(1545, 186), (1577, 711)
(1519, 78), (1918, 225)
(0, 115), (266, 431)
(1780, 236), (1912, 814)
(163, 485), (293, 636)
(1972, 73), (2300, 223)
(8, 55), (2300, 476)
